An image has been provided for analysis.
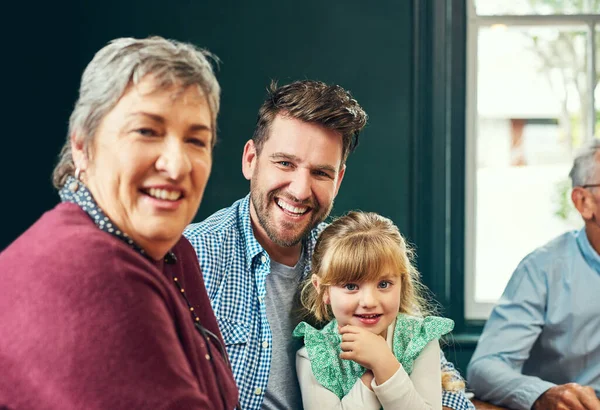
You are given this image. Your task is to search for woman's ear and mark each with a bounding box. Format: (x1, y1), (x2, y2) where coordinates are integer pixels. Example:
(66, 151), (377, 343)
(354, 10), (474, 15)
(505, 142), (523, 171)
(311, 274), (330, 304)
(70, 133), (88, 172)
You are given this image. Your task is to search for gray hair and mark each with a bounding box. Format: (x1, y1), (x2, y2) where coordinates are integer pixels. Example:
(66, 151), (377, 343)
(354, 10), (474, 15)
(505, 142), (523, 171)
(52, 36), (221, 189)
(569, 138), (600, 187)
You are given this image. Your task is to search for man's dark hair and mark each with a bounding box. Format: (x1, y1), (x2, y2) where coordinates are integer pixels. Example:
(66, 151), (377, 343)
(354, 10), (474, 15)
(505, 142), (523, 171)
(252, 80), (368, 164)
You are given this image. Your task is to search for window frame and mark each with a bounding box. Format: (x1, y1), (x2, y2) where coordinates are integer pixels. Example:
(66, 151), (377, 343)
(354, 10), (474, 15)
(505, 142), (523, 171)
(411, 0), (599, 343)
(464, 2), (599, 320)
(410, 0), (483, 339)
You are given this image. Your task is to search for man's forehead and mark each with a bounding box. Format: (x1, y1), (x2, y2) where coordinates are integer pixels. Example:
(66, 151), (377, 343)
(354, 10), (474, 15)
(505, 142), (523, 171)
(266, 116), (344, 162)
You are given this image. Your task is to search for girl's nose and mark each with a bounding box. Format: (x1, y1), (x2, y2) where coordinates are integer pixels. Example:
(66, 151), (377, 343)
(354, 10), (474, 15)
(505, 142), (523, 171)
(359, 288), (377, 308)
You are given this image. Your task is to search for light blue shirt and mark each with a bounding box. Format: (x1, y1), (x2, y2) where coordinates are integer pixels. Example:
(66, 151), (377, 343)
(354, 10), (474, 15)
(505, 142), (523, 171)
(467, 228), (600, 410)
(185, 195), (474, 410)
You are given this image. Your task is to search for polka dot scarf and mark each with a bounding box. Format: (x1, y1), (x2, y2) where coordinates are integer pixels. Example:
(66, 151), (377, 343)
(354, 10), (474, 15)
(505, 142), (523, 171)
(59, 175), (176, 263)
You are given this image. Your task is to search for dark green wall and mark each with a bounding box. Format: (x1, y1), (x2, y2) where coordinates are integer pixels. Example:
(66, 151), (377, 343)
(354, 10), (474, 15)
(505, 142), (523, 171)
(2, 0), (476, 376)
(3, 0), (413, 250)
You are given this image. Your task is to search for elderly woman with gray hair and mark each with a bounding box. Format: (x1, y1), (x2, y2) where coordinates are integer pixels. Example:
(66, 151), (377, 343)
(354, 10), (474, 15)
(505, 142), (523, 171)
(0, 37), (238, 409)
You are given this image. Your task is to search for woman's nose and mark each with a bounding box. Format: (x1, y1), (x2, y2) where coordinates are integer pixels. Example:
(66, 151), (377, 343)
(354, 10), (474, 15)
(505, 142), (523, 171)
(155, 138), (192, 180)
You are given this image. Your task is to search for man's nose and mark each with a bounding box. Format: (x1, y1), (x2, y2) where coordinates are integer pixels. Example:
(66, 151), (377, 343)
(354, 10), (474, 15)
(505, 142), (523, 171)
(287, 169), (312, 201)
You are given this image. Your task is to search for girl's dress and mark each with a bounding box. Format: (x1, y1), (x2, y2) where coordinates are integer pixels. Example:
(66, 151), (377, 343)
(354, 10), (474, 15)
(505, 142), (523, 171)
(294, 313), (453, 409)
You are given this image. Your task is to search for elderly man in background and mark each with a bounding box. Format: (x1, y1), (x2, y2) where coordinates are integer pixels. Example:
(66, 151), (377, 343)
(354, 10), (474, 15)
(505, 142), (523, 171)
(467, 139), (600, 410)
(185, 79), (475, 410)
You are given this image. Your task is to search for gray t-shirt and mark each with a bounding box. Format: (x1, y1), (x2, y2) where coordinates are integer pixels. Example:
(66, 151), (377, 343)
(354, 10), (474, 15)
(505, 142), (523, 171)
(261, 255), (306, 410)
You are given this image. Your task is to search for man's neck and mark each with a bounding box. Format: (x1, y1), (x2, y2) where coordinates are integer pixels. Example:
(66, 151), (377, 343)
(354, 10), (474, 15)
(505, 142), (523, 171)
(263, 241), (302, 267)
(585, 223), (600, 256)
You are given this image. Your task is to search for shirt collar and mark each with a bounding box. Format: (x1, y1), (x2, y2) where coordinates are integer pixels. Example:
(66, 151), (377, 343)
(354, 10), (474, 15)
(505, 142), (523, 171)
(59, 176), (177, 264)
(576, 228), (600, 273)
(238, 195), (265, 269)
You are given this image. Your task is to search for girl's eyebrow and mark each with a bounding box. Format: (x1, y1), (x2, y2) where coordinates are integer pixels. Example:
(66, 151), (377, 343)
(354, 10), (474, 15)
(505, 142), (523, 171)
(377, 275), (399, 281)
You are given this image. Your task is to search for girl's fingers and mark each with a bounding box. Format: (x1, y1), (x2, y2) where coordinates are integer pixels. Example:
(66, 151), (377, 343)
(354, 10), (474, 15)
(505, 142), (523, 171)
(339, 351), (354, 360)
(340, 341), (354, 352)
(339, 325), (361, 334)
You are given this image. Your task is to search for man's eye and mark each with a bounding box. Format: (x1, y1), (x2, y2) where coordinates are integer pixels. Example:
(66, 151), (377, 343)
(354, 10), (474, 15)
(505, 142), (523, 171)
(278, 161), (292, 167)
(314, 170), (332, 178)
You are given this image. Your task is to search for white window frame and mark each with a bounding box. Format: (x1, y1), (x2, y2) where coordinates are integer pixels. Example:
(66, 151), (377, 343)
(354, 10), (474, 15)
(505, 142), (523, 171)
(465, 1), (599, 320)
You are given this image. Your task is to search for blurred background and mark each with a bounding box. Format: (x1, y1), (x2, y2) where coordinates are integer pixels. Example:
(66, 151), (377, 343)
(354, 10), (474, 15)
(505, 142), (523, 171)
(2, 0), (598, 373)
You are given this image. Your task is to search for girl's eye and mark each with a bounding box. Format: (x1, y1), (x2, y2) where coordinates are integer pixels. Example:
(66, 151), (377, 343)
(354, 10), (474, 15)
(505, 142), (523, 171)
(344, 283), (358, 291)
(378, 281), (391, 289)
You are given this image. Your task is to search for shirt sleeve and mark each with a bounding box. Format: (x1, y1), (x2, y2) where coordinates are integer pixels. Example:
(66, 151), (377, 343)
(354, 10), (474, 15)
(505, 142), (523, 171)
(466, 258), (555, 410)
(373, 340), (442, 410)
(441, 392), (475, 410)
(440, 351), (475, 410)
(296, 347), (381, 410)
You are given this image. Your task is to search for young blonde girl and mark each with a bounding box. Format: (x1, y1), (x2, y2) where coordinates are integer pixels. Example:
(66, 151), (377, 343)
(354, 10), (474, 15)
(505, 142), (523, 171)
(293, 211), (461, 409)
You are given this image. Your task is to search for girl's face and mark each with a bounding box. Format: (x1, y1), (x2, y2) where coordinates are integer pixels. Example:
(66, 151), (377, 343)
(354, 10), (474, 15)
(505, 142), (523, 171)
(323, 270), (402, 339)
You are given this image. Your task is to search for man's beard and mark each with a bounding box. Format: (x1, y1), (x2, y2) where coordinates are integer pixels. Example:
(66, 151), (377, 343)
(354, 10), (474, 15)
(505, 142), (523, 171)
(250, 182), (333, 247)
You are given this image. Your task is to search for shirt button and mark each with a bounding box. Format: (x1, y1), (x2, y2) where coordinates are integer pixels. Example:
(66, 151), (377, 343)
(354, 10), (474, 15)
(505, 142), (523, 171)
(262, 341), (269, 348)
(260, 255), (267, 263)
(254, 387), (262, 395)
(258, 295), (264, 303)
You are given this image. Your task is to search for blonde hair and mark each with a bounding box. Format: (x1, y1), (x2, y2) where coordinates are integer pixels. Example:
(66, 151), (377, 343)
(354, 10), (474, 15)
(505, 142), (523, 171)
(301, 211), (428, 322)
(300, 210), (465, 391)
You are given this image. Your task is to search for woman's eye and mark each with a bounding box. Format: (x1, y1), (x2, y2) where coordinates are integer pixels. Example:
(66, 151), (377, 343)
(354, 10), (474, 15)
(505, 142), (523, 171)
(344, 283), (358, 291)
(188, 137), (208, 147)
(136, 128), (158, 137)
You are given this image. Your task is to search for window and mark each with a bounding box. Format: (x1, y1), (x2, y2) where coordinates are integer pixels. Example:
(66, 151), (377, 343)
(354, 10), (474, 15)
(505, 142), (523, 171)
(465, 0), (600, 319)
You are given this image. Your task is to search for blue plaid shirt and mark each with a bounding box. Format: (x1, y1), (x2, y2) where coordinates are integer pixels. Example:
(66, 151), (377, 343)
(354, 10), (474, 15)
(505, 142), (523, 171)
(184, 195), (474, 410)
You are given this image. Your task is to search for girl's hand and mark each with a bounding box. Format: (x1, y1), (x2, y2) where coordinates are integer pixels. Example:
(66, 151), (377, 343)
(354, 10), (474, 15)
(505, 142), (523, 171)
(339, 325), (388, 369)
(339, 325), (401, 385)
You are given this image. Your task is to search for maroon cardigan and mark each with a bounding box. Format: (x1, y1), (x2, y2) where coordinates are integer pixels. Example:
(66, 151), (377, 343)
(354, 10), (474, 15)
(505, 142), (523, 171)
(0, 203), (238, 410)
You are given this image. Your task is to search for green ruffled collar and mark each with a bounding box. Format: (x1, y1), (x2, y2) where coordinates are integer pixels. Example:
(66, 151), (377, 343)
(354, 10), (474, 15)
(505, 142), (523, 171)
(293, 313), (454, 399)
